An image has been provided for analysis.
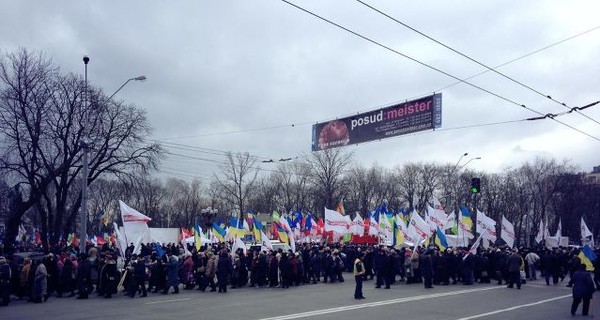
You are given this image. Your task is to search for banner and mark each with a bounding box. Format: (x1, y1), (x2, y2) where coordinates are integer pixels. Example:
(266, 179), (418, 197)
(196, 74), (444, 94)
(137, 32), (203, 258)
(407, 211), (432, 240)
(475, 210), (497, 241)
(312, 93), (442, 151)
(500, 216), (515, 248)
(119, 200), (153, 245)
(324, 207), (349, 234)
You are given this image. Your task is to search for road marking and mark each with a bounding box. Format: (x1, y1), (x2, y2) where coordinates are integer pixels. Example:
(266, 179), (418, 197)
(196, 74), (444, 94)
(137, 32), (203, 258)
(145, 297), (192, 305)
(255, 286), (504, 320)
(450, 294), (571, 320)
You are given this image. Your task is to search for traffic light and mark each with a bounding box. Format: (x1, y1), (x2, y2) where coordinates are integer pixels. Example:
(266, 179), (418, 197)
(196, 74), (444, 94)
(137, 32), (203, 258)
(471, 178), (481, 194)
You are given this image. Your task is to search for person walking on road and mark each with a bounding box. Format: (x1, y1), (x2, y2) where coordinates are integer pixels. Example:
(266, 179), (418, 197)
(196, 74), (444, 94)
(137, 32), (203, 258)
(571, 263), (595, 316)
(354, 252), (366, 299)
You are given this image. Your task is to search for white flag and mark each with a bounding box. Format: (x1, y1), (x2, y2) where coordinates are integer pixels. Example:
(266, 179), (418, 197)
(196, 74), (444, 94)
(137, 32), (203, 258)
(464, 230), (486, 260)
(476, 210), (497, 242)
(260, 231), (273, 250)
(324, 207), (349, 234)
(426, 204), (448, 231)
(352, 214), (365, 236)
(119, 200), (152, 245)
(535, 220), (545, 244)
(444, 212), (456, 231)
(407, 210), (432, 240)
(581, 217), (594, 247)
(501, 216), (515, 248)
(555, 218), (562, 238)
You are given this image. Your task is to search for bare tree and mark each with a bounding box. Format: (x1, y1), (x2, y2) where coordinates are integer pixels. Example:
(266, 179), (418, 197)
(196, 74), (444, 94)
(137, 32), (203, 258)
(0, 49), (163, 252)
(305, 148), (353, 216)
(213, 152), (259, 221)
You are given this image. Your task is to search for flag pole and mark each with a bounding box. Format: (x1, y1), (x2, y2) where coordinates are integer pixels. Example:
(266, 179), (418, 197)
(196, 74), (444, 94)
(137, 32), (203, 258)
(464, 229), (487, 260)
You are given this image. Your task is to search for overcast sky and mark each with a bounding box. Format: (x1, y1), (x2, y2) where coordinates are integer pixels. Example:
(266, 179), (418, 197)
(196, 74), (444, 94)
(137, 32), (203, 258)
(2, 0), (599, 181)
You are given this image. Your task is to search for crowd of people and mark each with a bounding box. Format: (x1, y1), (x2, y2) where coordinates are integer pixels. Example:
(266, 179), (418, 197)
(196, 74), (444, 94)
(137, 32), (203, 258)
(0, 242), (598, 315)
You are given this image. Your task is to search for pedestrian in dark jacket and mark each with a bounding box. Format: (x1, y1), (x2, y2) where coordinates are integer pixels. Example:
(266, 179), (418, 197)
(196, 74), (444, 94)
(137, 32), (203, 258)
(421, 250), (434, 289)
(163, 253), (180, 294)
(216, 251), (232, 293)
(129, 255), (147, 297)
(0, 256), (11, 306)
(571, 263), (595, 316)
(100, 254), (118, 298)
(76, 253), (91, 299)
(506, 250), (523, 289)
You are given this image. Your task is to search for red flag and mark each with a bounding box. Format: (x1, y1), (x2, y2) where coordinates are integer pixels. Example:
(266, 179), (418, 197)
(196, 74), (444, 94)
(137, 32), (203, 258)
(180, 228), (192, 241)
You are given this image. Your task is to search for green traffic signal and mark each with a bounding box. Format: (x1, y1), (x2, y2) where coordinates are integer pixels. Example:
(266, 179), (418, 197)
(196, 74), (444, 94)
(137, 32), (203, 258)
(471, 178), (481, 193)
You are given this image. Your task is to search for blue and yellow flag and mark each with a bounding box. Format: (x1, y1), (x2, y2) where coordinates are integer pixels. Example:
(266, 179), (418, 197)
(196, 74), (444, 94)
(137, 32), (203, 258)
(460, 206), (473, 230)
(435, 227), (448, 251)
(194, 223), (202, 251)
(578, 244), (597, 271)
(275, 223), (289, 244)
(212, 222), (226, 243)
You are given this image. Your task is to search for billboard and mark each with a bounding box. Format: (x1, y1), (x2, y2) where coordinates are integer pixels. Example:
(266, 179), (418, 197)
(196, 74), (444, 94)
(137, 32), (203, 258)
(312, 93), (442, 151)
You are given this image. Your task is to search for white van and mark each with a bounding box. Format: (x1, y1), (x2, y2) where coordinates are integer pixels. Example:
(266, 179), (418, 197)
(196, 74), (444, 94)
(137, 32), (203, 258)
(247, 240), (292, 253)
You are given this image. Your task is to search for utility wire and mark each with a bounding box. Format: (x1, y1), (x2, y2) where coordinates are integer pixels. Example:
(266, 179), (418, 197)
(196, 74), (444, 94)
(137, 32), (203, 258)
(280, 0), (600, 142)
(355, 0), (600, 126)
(148, 25), (599, 144)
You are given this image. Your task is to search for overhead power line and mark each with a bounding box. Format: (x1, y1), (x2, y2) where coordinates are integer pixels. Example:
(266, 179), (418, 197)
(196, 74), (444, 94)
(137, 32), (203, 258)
(279, 0), (600, 142)
(355, 0), (600, 126)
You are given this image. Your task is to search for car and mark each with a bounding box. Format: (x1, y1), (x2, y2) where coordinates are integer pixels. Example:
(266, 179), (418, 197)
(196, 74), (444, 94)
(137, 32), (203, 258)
(12, 251), (46, 267)
(247, 240), (292, 253)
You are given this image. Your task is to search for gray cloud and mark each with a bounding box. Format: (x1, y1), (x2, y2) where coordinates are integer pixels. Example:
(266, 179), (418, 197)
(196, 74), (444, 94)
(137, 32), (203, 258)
(2, 0), (599, 180)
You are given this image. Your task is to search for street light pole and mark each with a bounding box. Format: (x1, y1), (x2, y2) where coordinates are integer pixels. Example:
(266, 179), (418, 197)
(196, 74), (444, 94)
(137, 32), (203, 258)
(453, 152), (468, 172)
(80, 56), (90, 254)
(79, 57), (145, 253)
(460, 157), (482, 170)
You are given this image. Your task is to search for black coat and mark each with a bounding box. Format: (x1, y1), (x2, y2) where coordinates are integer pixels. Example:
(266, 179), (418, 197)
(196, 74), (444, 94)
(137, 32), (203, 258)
(572, 270), (595, 299)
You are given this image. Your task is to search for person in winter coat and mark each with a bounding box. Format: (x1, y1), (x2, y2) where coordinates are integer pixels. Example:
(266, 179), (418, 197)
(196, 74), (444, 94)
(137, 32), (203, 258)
(571, 263), (595, 316)
(420, 249), (434, 289)
(163, 252), (180, 294)
(129, 254), (147, 297)
(0, 256), (11, 306)
(506, 250), (523, 289)
(181, 253), (195, 290)
(205, 252), (218, 292)
(18, 257), (32, 300)
(268, 252), (280, 287)
(32, 260), (48, 303)
(100, 254), (118, 298)
(216, 251), (232, 293)
(76, 253), (92, 299)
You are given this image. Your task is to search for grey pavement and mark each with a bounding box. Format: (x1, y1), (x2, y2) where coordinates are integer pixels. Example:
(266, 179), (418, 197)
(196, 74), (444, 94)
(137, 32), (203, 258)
(0, 277), (596, 320)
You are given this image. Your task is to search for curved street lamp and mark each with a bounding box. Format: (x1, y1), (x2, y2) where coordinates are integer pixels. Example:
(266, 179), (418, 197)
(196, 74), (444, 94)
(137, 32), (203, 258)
(80, 57), (146, 253)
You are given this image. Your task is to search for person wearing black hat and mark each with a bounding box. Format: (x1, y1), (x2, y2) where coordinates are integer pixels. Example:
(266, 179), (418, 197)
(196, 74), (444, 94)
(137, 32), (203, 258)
(100, 254), (118, 298)
(353, 253), (366, 299)
(421, 249), (434, 289)
(129, 254), (147, 298)
(77, 253), (91, 299)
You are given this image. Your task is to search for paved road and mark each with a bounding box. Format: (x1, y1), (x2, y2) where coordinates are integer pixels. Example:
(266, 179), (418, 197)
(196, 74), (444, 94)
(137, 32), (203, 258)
(1, 278), (595, 320)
